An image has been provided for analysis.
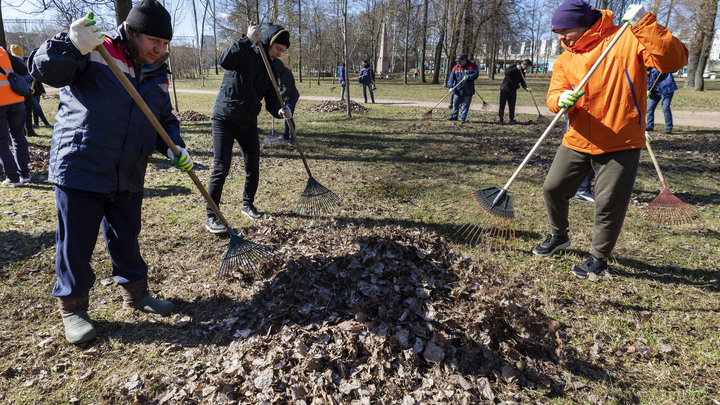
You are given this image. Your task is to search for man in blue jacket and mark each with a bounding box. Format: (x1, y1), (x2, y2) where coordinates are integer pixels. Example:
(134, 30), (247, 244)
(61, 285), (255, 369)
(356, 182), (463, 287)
(446, 53), (478, 123)
(358, 60), (375, 103)
(646, 67), (677, 134)
(338, 61), (347, 100)
(30, 0), (192, 344)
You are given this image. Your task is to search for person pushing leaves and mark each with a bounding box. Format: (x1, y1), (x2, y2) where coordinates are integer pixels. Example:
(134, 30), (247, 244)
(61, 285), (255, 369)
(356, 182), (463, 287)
(30, 0), (192, 344)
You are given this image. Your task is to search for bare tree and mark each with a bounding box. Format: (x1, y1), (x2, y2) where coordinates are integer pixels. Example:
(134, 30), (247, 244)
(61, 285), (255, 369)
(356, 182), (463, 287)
(684, 0), (718, 90)
(342, 0), (351, 116)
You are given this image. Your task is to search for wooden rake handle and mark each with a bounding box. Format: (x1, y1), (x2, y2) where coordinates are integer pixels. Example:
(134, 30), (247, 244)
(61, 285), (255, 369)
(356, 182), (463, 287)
(497, 22), (631, 196)
(254, 37), (313, 177)
(96, 46), (232, 229)
(644, 132), (666, 187)
(427, 75), (467, 112)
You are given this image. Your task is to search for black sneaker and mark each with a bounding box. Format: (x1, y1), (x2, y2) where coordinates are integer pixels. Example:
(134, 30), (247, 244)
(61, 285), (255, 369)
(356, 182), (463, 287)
(508, 119), (518, 124)
(571, 255), (608, 279)
(242, 204), (263, 220)
(205, 216), (226, 234)
(497, 119), (505, 125)
(532, 233), (570, 256)
(447, 116), (458, 121)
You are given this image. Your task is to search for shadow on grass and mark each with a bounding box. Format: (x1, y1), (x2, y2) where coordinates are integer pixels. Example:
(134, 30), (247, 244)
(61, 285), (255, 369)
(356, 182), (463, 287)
(612, 256), (718, 287)
(0, 230), (55, 268)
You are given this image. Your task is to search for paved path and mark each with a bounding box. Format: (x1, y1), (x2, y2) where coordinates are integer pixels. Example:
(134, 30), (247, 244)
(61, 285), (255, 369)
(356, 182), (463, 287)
(168, 88), (720, 129)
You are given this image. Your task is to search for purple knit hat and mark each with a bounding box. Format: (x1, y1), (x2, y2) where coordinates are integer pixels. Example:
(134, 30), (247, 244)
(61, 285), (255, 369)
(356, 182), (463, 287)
(551, 0), (600, 31)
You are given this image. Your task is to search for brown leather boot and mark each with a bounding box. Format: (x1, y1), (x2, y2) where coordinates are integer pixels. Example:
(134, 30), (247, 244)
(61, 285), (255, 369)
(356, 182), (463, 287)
(119, 278), (174, 316)
(57, 295), (96, 344)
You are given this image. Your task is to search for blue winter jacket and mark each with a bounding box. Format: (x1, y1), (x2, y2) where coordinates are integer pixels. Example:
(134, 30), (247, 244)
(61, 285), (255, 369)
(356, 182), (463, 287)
(29, 26), (184, 194)
(647, 68), (677, 95)
(359, 66), (374, 84)
(337, 65), (346, 84)
(446, 61), (479, 97)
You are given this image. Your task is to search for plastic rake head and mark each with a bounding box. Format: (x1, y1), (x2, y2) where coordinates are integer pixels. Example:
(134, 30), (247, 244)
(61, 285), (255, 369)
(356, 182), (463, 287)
(217, 230), (277, 278)
(455, 189), (517, 250)
(295, 176), (340, 216)
(642, 186), (700, 225)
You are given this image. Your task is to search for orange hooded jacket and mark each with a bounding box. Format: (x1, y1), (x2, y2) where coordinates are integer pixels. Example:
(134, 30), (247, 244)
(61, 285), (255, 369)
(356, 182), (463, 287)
(547, 10), (688, 155)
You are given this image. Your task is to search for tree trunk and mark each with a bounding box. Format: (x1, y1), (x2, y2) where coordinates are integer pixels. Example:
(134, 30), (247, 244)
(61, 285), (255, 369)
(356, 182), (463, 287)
(432, 0), (449, 84)
(420, 0), (428, 82)
(114, 0), (133, 26)
(403, 0), (410, 85)
(461, 0), (473, 58)
(213, 0), (219, 75)
(684, 0), (718, 91)
(0, 3), (6, 50)
(342, 0), (351, 117)
(298, 0), (302, 82)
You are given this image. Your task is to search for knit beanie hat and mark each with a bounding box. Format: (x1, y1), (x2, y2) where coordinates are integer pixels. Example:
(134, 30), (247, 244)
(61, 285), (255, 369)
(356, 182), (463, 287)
(270, 30), (290, 48)
(9, 44), (23, 58)
(551, 0), (601, 31)
(126, 0), (173, 41)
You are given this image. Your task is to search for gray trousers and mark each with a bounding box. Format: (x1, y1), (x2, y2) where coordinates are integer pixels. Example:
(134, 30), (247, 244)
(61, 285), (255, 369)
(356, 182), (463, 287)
(543, 145), (640, 259)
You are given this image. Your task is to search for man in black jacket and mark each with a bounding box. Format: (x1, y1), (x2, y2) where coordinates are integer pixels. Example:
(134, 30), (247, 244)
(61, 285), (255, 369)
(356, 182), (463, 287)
(205, 23), (291, 232)
(498, 59), (532, 124)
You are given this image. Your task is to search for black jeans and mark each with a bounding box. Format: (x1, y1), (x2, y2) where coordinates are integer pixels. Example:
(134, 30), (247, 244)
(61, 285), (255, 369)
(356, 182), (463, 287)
(206, 119), (260, 218)
(498, 90), (517, 121)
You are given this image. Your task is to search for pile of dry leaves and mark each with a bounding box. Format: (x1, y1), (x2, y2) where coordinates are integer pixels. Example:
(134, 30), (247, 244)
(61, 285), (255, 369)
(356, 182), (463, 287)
(176, 110), (210, 122)
(28, 145), (49, 172)
(309, 100), (368, 114)
(122, 225), (577, 404)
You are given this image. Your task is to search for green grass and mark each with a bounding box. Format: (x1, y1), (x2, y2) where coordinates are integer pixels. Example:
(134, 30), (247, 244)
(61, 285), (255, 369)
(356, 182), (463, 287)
(0, 90), (718, 403)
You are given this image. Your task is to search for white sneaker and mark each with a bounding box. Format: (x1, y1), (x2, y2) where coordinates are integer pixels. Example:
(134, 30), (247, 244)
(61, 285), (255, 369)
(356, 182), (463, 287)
(1, 178), (22, 187)
(20, 175), (31, 184)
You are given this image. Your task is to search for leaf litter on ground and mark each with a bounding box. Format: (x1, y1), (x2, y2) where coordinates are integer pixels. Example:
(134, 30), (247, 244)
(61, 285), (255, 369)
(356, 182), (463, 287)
(108, 224), (578, 404)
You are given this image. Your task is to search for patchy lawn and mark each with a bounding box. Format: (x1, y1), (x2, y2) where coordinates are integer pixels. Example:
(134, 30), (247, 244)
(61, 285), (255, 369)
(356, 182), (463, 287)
(0, 93), (718, 404)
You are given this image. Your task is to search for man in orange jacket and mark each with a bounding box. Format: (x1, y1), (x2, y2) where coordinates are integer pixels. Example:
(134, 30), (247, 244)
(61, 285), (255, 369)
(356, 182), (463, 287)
(531, 0), (688, 278)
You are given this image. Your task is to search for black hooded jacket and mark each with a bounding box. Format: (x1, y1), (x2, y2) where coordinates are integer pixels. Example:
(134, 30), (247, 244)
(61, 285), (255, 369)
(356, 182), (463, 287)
(212, 23), (288, 126)
(500, 63), (528, 93)
(278, 66), (299, 105)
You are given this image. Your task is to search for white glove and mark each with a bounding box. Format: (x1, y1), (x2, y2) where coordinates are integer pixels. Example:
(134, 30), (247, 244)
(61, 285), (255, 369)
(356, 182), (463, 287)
(278, 107), (292, 119)
(69, 13), (105, 55)
(621, 4), (646, 26)
(246, 25), (261, 44)
(167, 146), (193, 172)
(448, 87), (454, 93)
(525, 87), (531, 92)
(558, 89), (585, 108)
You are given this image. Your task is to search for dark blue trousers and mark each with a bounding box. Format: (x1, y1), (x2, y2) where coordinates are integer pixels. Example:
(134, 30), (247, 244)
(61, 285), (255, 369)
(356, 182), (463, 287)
(53, 185), (148, 297)
(0, 102), (29, 182)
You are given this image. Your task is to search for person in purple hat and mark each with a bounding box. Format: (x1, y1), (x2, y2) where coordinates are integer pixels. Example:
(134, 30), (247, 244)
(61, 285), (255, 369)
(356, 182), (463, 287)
(532, 0), (688, 279)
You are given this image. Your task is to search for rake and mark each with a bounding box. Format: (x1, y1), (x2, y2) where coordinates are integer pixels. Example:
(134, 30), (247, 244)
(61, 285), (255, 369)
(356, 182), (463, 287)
(458, 22), (631, 248)
(423, 75), (467, 118)
(97, 46), (276, 279)
(474, 90), (490, 110)
(642, 132), (700, 225)
(254, 35), (340, 216)
(518, 69), (544, 120)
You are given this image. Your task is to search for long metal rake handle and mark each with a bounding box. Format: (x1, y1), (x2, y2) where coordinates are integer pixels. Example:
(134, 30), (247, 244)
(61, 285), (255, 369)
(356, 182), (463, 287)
(644, 132), (666, 187)
(97, 46), (232, 230)
(491, 22), (631, 206)
(427, 75), (467, 112)
(254, 36), (313, 177)
(518, 67), (543, 117)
